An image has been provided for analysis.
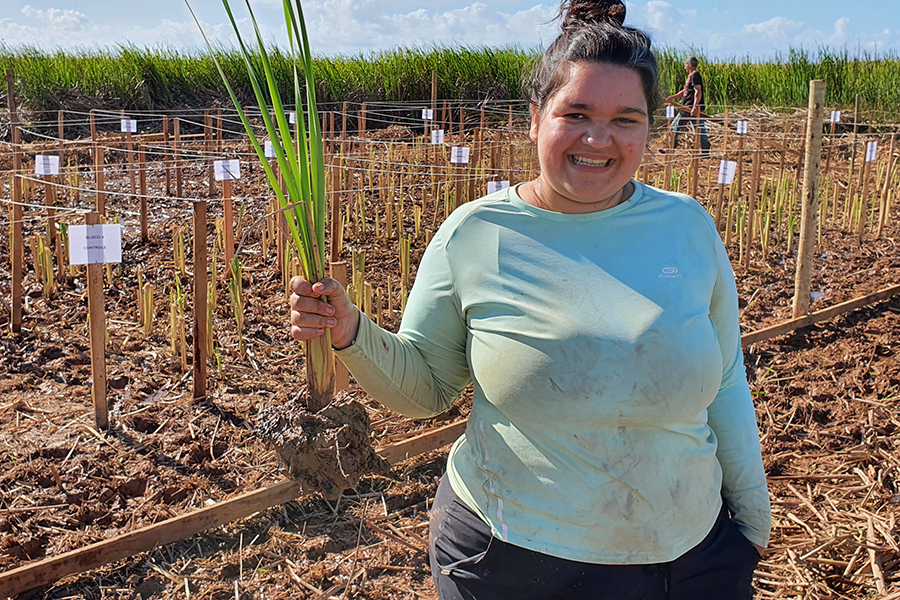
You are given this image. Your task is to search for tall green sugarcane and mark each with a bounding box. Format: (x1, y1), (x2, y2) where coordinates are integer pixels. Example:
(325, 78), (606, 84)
(187, 0), (334, 410)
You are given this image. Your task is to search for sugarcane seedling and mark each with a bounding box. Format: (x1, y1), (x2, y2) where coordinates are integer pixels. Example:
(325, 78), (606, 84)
(364, 281), (373, 319)
(400, 234), (411, 289)
(761, 213), (771, 264)
(724, 203), (735, 247)
(386, 202), (393, 239)
(786, 214), (796, 255)
(375, 287), (383, 327)
(141, 283), (154, 336)
(400, 284), (408, 316)
(414, 204), (422, 237)
(137, 267), (145, 324)
(173, 224), (187, 277)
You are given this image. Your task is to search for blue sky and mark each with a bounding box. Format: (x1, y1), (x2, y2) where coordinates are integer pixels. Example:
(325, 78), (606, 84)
(0, 0), (897, 59)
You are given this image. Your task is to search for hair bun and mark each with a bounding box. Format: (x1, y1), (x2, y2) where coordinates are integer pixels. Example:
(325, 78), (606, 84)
(560, 0), (626, 29)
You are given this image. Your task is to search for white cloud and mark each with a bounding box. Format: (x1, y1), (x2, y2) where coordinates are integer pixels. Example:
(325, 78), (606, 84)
(634, 1), (698, 47)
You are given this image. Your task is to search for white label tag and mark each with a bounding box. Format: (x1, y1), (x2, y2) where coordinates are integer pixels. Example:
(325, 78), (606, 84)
(717, 160), (737, 185)
(866, 140), (878, 162)
(486, 181), (510, 195)
(431, 129), (445, 145)
(68, 224), (123, 265)
(120, 119), (137, 133)
(830, 110), (841, 124)
(735, 121), (748, 135)
(35, 155), (60, 176)
(666, 105), (676, 120)
(422, 109), (434, 120)
(214, 159), (241, 181)
(450, 147), (470, 164)
(288, 112), (296, 125)
(264, 140), (276, 158)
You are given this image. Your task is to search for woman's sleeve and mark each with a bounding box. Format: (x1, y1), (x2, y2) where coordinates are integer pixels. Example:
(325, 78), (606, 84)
(706, 232), (772, 548)
(334, 226), (472, 419)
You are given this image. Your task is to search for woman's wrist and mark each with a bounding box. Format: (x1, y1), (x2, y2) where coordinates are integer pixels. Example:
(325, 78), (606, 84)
(331, 307), (361, 350)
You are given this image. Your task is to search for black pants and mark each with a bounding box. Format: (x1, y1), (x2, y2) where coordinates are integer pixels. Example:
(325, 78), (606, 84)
(429, 476), (760, 600)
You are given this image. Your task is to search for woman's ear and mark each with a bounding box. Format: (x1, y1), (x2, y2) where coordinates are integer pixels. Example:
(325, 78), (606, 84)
(529, 103), (540, 143)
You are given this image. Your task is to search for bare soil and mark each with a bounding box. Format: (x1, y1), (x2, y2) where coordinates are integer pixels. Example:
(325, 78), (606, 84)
(1, 111), (899, 599)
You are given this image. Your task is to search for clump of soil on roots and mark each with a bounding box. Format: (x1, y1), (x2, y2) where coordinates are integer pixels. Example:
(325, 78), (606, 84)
(256, 390), (389, 500)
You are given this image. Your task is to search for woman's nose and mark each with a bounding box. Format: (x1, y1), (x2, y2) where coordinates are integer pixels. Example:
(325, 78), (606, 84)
(583, 123), (611, 146)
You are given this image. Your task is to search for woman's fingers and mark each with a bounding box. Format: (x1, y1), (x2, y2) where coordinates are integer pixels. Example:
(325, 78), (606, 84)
(290, 306), (336, 329)
(289, 293), (335, 317)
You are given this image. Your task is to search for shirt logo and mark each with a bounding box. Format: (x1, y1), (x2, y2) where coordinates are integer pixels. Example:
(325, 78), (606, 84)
(660, 267), (682, 279)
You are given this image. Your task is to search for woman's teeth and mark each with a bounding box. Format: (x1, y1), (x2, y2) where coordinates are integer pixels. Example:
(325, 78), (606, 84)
(572, 156), (612, 167)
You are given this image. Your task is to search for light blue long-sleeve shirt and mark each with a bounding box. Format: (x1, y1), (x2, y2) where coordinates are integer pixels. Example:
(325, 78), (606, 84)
(336, 181), (771, 563)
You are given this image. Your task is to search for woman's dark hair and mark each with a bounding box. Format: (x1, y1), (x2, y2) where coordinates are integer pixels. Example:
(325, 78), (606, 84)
(525, 0), (661, 122)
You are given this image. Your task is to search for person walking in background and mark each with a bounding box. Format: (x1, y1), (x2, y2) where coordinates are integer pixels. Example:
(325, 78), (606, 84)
(666, 56), (711, 156)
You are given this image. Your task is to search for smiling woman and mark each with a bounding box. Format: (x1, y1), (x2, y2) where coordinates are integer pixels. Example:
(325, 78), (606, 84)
(287, 0), (771, 598)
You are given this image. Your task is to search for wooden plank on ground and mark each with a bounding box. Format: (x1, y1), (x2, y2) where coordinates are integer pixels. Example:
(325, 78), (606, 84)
(376, 420), (467, 464)
(742, 283), (900, 347)
(0, 480), (301, 598)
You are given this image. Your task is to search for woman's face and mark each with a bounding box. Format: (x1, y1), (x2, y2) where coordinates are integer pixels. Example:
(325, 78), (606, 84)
(529, 61), (649, 214)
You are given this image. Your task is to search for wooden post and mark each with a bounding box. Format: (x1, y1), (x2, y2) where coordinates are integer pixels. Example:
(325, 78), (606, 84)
(330, 260), (350, 391)
(714, 110), (729, 229)
(7, 70), (23, 332)
(138, 145), (148, 242)
(744, 138), (762, 270)
(876, 134), (896, 239)
(690, 121), (700, 197)
(431, 70), (438, 138)
(174, 117), (183, 199)
(857, 145), (873, 241)
(792, 80), (826, 318)
(85, 212), (109, 429)
(848, 95), (861, 196)
(89, 109), (97, 142)
(736, 129), (745, 195)
(163, 115), (172, 196)
(193, 200), (208, 401)
(359, 103), (367, 135)
(216, 109), (223, 155)
(94, 144), (105, 215)
(223, 179), (234, 267)
(57, 110), (64, 147)
(663, 127), (673, 192)
(206, 110), (215, 196)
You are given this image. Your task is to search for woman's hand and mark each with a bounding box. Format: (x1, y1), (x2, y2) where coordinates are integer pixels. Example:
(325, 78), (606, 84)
(289, 276), (360, 350)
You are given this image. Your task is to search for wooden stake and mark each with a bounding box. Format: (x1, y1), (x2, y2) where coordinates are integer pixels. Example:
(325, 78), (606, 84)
(138, 144), (148, 242)
(206, 111), (215, 196)
(85, 212), (109, 429)
(163, 115), (172, 196)
(792, 80), (826, 318)
(223, 179), (234, 267)
(848, 95), (861, 195)
(330, 261), (350, 391)
(94, 144), (105, 215)
(193, 201), (208, 401)
(857, 157), (872, 241)
(174, 117), (183, 199)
